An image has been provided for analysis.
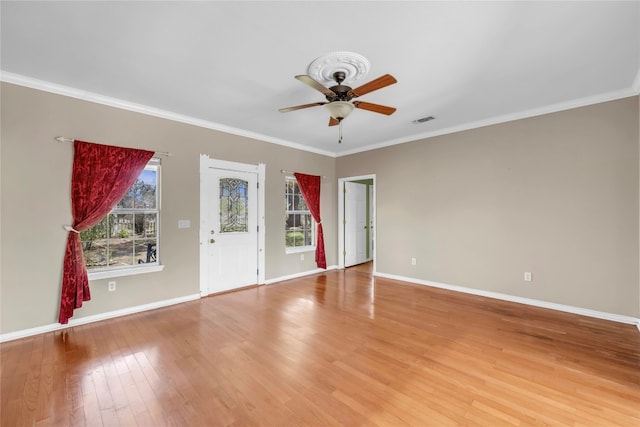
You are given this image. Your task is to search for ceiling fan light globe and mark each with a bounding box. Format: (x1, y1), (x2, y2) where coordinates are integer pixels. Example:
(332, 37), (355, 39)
(324, 101), (354, 120)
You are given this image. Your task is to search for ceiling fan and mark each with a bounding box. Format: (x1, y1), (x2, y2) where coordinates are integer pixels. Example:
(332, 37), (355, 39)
(279, 71), (397, 141)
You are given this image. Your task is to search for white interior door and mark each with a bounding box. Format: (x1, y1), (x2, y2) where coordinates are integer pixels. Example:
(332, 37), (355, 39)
(344, 181), (367, 267)
(369, 184), (374, 259)
(200, 160), (259, 294)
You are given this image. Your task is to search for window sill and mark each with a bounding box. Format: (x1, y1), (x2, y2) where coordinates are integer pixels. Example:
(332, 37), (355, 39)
(285, 246), (316, 255)
(88, 264), (165, 281)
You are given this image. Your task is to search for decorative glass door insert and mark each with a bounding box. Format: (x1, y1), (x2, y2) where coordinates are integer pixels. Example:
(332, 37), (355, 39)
(219, 178), (248, 233)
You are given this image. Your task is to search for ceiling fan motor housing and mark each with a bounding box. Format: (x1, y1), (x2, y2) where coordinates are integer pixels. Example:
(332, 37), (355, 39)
(326, 86), (353, 102)
(326, 71), (354, 102)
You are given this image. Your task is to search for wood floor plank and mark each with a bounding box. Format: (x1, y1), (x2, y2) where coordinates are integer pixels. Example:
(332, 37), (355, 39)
(2, 263), (639, 426)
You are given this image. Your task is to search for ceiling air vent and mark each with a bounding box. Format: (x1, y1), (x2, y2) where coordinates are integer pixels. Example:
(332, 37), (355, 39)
(412, 116), (435, 124)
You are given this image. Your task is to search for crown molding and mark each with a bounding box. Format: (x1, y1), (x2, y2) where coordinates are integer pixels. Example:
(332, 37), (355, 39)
(337, 87), (639, 157)
(2, 70), (636, 159)
(0, 71), (337, 158)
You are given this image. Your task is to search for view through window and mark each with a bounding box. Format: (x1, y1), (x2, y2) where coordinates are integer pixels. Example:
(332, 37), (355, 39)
(285, 176), (314, 251)
(80, 158), (160, 270)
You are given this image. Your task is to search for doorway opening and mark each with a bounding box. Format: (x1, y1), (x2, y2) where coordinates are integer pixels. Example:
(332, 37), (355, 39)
(338, 174), (376, 271)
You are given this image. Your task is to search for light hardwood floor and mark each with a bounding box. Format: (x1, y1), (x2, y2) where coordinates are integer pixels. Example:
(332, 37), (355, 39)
(2, 264), (639, 426)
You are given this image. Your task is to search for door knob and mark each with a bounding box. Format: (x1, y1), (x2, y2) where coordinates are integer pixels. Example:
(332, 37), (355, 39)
(210, 239), (215, 244)
(210, 230), (215, 234)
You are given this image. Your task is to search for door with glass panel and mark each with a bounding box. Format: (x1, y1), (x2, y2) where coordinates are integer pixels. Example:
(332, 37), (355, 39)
(200, 166), (258, 294)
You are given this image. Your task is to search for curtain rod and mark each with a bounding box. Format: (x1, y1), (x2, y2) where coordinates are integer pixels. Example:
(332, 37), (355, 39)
(280, 169), (326, 180)
(55, 136), (172, 157)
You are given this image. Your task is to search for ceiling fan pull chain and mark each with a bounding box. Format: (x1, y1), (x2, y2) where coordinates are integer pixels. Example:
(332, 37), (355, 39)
(339, 121), (343, 144)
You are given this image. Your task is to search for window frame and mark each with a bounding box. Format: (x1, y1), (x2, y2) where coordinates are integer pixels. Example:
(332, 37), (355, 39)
(284, 175), (316, 254)
(83, 158), (164, 280)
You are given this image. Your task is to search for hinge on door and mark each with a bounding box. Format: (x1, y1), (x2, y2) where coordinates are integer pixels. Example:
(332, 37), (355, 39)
(343, 186), (346, 193)
(343, 219), (346, 225)
(257, 182), (259, 189)
(343, 251), (347, 256)
(257, 225), (259, 232)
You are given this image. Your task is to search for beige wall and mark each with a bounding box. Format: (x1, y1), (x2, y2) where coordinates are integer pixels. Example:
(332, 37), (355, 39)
(2, 82), (638, 336)
(1, 83), (336, 334)
(338, 96), (639, 317)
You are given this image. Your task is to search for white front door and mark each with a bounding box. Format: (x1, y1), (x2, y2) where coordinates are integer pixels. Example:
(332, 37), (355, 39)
(344, 181), (368, 267)
(200, 156), (264, 295)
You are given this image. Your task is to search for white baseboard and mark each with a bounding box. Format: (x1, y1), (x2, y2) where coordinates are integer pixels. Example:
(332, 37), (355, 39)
(1, 266), (340, 343)
(4, 271), (637, 342)
(264, 265), (338, 285)
(375, 272), (640, 328)
(0, 293), (201, 343)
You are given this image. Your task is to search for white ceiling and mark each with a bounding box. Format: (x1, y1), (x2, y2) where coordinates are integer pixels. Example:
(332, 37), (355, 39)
(2, 1), (639, 157)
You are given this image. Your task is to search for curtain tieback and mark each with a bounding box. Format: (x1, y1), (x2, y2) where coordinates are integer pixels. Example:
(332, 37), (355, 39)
(64, 225), (80, 233)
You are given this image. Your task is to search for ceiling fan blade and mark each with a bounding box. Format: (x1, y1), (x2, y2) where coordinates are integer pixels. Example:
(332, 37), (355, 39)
(295, 75), (335, 96)
(353, 101), (397, 115)
(350, 74), (397, 97)
(279, 102), (326, 113)
(328, 117), (340, 126)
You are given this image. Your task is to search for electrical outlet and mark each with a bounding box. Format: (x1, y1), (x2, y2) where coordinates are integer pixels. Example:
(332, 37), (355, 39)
(524, 272), (532, 282)
(411, 257), (417, 266)
(108, 281), (116, 292)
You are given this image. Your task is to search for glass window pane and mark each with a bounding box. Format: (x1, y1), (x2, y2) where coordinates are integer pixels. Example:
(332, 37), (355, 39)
(111, 214), (134, 238)
(136, 169), (157, 209)
(117, 188), (135, 209)
(108, 213), (134, 266)
(294, 195), (306, 210)
(109, 238), (134, 267)
(80, 217), (108, 241)
(220, 178), (248, 233)
(116, 167), (157, 209)
(83, 239), (108, 268)
(135, 239), (157, 264)
(133, 213), (157, 238)
(285, 214), (304, 247)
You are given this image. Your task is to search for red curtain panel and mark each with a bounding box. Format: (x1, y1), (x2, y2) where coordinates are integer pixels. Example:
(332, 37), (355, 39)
(293, 172), (326, 269)
(58, 140), (154, 324)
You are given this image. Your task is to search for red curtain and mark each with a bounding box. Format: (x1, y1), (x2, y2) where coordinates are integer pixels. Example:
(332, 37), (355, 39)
(294, 172), (326, 269)
(59, 140), (154, 324)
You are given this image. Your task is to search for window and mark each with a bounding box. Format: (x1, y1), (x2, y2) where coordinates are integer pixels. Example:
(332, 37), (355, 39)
(285, 176), (314, 252)
(80, 158), (160, 274)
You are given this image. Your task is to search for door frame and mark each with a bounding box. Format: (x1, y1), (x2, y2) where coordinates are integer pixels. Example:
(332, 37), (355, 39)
(199, 154), (265, 296)
(338, 174), (376, 271)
